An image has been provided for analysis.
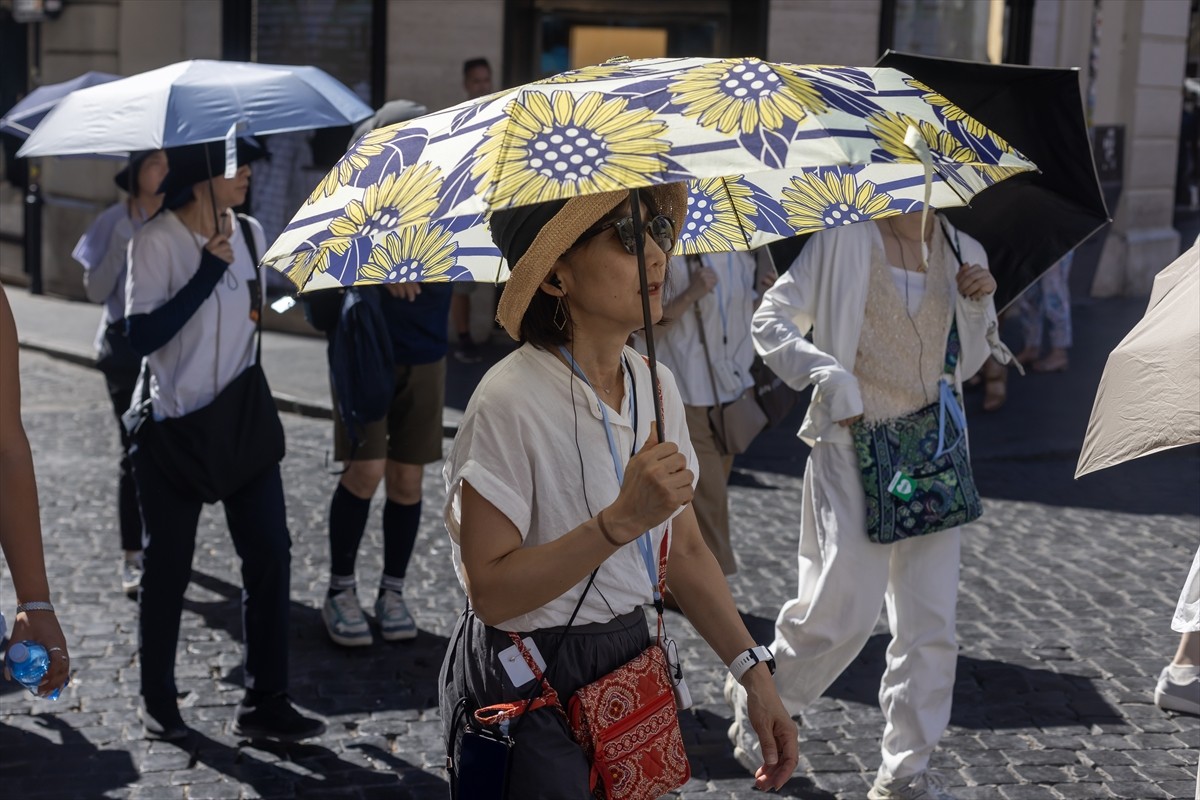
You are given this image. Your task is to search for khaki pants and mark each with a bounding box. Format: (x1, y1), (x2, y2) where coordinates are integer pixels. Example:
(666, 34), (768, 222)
(684, 404), (736, 575)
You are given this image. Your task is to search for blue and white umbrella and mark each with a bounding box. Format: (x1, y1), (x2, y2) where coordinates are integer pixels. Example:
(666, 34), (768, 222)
(16, 59), (373, 158)
(0, 70), (120, 138)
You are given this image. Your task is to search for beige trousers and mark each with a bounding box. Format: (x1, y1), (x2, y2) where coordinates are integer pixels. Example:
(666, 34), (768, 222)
(684, 404), (737, 575)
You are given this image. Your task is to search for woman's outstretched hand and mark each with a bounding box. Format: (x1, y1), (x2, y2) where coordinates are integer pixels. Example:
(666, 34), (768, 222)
(605, 423), (693, 543)
(746, 670), (800, 791)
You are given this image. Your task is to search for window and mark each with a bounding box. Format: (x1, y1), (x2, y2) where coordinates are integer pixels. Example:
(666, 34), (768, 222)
(881, 0), (1033, 65)
(505, 0), (768, 87)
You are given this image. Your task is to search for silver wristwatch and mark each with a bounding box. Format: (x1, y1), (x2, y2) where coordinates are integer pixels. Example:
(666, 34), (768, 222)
(729, 645), (776, 683)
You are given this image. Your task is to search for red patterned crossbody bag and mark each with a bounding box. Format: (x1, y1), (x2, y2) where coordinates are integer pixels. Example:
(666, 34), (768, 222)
(475, 533), (689, 800)
(564, 533), (690, 800)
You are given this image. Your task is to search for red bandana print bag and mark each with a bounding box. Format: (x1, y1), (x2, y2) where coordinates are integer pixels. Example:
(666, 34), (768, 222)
(567, 644), (689, 799)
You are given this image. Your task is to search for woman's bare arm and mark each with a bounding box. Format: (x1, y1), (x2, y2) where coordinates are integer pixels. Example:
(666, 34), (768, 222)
(0, 286), (70, 694)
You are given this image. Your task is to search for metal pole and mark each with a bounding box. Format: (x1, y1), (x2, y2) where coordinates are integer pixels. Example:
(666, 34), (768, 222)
(24, 160), (42, 294)
(24, 22), (43, 295)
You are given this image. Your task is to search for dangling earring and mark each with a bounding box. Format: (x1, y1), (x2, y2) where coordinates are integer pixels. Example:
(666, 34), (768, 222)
(553, 296), (568, 331)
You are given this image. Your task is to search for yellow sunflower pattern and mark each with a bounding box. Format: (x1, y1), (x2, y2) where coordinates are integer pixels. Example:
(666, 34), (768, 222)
(307, 126), (398, 204)
(357, 224), (459, 284)
(326, 161), (442, 245)
(275, 162), (447, 289)
(473, 90), (670, 208)
(281, 249), (323, 293)
(781, 172), (901, 233)
(869, 111), (982, 166)
(904, 79), (991, 141)
(669, 58), (828, 135)
(679, 176), (756, 252)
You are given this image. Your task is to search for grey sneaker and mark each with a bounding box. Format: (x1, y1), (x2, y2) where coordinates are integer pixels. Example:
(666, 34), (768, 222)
(121, 557), (144, 599)
(374, 589), (418, 641)
(724, 672), (762, 776)
(322, 589), (373, 647)
(869, 771), (959, 800)
(1154, 666), (1200, 716)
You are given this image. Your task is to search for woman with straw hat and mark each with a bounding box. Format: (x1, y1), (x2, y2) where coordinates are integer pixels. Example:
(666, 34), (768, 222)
(439, 184), (798, 796)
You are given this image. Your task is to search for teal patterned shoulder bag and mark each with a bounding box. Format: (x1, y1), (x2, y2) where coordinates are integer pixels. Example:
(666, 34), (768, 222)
(850, 318), (984, 544)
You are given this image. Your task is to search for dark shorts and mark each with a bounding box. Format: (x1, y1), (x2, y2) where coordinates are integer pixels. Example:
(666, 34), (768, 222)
(440, 608), (651, 799)
(332, 358), (445, 463)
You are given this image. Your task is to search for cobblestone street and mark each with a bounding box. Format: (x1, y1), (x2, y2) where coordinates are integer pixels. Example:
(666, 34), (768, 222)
(2, 341), (1198, 799)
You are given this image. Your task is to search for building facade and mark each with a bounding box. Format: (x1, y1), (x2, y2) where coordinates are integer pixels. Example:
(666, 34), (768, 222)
(1, 0), (1196, 300)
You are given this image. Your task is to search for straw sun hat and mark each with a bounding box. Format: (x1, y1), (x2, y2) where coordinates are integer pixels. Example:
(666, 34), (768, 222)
(490, 183), (687, 340)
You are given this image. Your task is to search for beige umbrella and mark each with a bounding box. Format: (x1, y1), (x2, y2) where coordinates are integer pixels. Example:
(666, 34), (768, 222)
(1076, 244), (1200, 477)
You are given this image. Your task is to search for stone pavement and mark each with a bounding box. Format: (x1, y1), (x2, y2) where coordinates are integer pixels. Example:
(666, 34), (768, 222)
(2, 287), (1199, 799)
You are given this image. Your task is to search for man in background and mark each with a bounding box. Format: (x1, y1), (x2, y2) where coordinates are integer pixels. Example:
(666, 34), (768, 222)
(450, 57), (494, 363)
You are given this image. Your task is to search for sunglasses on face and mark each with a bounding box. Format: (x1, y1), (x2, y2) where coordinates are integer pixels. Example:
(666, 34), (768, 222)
(573, 214), (677, 256)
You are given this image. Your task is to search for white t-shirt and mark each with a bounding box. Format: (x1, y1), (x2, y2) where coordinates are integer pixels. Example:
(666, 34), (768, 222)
(656, 252), (757, 407)
(126, 210), (266, 419)
(443, 344), (699, 632)
(889, 266), (926, 316)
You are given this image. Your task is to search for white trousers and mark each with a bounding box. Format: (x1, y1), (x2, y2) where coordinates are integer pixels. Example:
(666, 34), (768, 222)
(771, 442), (961, 783)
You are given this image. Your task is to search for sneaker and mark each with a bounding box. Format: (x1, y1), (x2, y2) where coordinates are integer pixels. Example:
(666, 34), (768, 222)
(141, 697), (188, 741)
(1154, 665), (1200, 716)
(321, 588), (373, 647)
(868, 771), (959, 800)
(233, 694), (326, 742)
(121, 557), (144, 599)
(723, 672), (762, 776)
(374, 588), (418, 641)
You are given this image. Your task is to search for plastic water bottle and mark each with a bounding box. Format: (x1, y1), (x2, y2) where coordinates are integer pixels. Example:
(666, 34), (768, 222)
(6, 641), (60, 700)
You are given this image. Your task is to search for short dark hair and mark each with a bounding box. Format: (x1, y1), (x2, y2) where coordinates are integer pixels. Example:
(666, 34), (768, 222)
(463, 58), (491, 77)
(519, 191), (665, 350)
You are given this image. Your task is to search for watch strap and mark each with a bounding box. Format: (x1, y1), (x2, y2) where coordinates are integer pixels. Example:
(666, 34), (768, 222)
(729, 645), (774, 683)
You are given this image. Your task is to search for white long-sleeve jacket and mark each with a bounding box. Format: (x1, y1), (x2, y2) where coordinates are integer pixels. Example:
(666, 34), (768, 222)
(752, 219), (1011, 446)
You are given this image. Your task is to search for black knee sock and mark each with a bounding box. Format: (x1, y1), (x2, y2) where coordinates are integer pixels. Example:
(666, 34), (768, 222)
(381, 499), (421, 588)
(329, 483), (372, 586)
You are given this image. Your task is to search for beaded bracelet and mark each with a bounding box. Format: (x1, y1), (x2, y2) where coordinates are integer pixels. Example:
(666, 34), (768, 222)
(16, 601), (55, 614)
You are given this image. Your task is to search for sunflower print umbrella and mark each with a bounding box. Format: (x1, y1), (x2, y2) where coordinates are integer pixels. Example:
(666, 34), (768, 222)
(263, 56), (1036, 292)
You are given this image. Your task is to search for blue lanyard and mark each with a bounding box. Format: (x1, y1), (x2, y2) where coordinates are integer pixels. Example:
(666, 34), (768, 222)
(558, 347), (661, 600)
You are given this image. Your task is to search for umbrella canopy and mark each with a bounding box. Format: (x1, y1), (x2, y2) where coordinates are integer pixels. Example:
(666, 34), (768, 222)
(875, 51), (1110, 310)
(1076, 245), (1200, 478)
(0, 70), (120, 138)
(16, 59), (373, 158)
(262, 56), (1035, 292)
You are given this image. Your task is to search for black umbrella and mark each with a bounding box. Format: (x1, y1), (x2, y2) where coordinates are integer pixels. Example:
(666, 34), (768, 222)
(769, 52), (1111, 311)
(877, 51), (1110, 310)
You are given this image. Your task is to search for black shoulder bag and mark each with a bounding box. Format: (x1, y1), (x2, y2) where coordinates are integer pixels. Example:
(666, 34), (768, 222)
(127, 215), (286, 503)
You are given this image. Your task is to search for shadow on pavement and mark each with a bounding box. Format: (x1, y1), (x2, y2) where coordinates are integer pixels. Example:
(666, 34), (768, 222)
(827, 633), (1122, 730)
(157, 728), (445, 799)
(0, 715), (138, 796)
(183, 570), (448, 717)
(735, 620), (1122, 732)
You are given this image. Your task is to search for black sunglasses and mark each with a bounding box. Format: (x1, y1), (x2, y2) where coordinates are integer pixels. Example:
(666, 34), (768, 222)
(573, 214), (677, 256)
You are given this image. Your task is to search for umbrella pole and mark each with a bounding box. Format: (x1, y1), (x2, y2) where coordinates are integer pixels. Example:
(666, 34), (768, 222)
(202, 146), (221, 237)
(630, 188), (665, 435)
